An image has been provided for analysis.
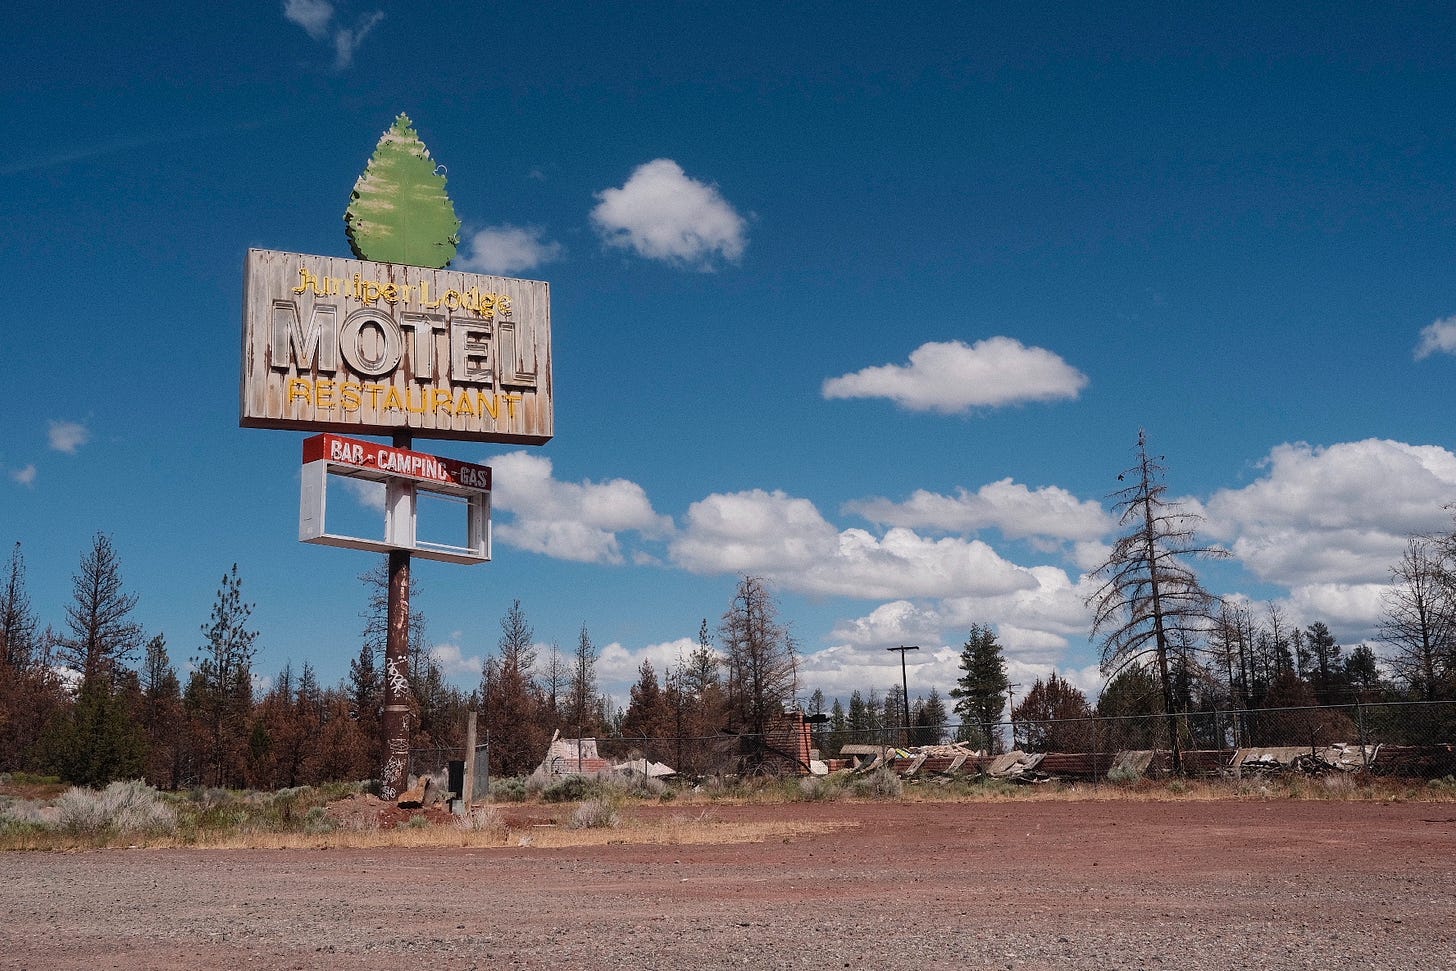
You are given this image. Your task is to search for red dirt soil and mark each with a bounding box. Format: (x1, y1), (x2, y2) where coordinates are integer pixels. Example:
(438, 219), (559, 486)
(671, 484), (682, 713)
(4, 798), (1453, 970)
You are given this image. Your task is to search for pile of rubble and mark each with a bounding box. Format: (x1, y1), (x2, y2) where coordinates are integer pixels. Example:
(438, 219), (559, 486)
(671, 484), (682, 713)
(837, 742), (1054, 782)
(534, 731), (677, 780)
(832, 740), (1388, 783)
(1231, 743), (1374, 777)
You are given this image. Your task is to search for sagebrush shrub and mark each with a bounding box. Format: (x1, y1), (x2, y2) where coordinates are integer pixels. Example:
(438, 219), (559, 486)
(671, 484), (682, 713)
(568, 798), (620, 830)
(847, 768), (903, 799)
(541, 775), (595, 803)
(490, 777), (529, 802)
(57, 780), (176, 836)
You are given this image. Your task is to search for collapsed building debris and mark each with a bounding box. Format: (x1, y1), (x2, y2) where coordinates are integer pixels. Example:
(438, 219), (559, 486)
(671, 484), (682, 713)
(612, 757), (675, 778)
(537, 731), (613, 777)
(826, 739), (1423, 783)
(1231, 743), (1375, 776)
(533, 730), (679, 780)
(524, 724), (1448, 789)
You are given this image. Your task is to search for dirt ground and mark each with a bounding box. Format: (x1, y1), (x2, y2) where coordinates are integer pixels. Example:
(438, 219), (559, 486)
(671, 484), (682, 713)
(4, 798), (1454, 970)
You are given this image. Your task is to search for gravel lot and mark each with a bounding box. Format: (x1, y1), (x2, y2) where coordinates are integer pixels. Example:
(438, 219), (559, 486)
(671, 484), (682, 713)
(5, 799), (1453, 970)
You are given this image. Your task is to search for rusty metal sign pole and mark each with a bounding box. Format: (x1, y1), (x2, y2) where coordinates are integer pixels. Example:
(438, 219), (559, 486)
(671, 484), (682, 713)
(380, 430), (413, 800)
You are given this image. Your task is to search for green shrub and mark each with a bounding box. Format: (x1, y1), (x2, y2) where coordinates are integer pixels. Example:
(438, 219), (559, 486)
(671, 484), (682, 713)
(302, 805), (334, 834)
(1423, 775), (1456, 796)
(490, 777), (529, 802)
(1106, 763), (1143, 785)
(541, 775), (596, 803)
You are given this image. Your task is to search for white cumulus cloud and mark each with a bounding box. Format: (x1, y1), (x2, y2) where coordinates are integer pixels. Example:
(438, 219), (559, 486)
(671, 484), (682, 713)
(10, 464), (37, 487)
(670, 488), (1041, 600)
(491, 452), (673, 564)
(1204, 439), (1456, 587)
(1415, 315), (1456, 360)
(591, 159), (747, 268)
(429, 641), (483, 679)
(845, 478), (1112, 542)
(1279, 583), (1389, 639)
(458, 225), (562, 275)
(821, 338), (1088, 413)
(48, 420), (90, 454)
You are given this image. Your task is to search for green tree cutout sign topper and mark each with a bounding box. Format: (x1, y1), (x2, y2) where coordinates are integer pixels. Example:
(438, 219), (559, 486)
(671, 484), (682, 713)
(344, 113), (461, 269)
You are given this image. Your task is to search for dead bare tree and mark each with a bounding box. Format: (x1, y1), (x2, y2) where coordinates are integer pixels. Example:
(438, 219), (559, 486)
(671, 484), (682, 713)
(1085, 430), (1226, 773)
(719, 576), (798, 771)
(1380, 535), (1456, 701)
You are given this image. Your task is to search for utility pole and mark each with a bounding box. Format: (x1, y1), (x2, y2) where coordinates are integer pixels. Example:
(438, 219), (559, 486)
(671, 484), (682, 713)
(1006, 682), (1021, 752)
(887, 645), (919, 746)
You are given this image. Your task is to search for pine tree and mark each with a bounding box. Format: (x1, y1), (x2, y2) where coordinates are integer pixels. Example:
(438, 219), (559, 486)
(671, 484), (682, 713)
(828, 697), (847, 756)
(675, 619), (727, 775)
(950, 625), (1009, 753)
(0, 542), (37, 670)
(912, 687), (948, 747)
(846, 690), (870, 746)
(683, 619), (724, 723)
(1011, 673), (1093, 752)
(1095, 665), (1165, 750)
(882, 684), (905, 741)
(0, 542), (50, 773)
(808, 687), (828, 756)
(348, 641), (379, 720)
(541, 640), (566, 727)
(51, 676), (146, 787)
(293, 662), (326, 782)
(482, 599), (544, 776)
(253, 663), (296, 789)
(1344, 644), (1383, 699)
(57, 533), (143, 683)
(344, 113), (461, 268)
(1304, 621), (1346, 704)
(621, 659), (668, 743)
(566, 623), (602, 739)
(189, 564), (259, 788)
(139, 634), (184, 789)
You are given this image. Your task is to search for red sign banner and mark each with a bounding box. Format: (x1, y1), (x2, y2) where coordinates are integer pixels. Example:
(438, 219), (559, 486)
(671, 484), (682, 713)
(302, 433), (491, 491)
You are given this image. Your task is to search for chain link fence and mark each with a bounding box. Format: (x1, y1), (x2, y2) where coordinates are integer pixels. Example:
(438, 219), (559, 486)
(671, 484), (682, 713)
(517, 700), (1456, 782)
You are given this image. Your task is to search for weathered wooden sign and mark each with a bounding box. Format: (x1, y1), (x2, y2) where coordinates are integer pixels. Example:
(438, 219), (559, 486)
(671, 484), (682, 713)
(302, 432), (492, 491)
(240, 248), (552, 444)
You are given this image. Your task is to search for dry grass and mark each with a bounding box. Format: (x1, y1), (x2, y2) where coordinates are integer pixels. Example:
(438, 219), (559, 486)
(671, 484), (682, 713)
(6, 771), (1454, 852)
(0, 803), (850, 851)
(157, 814), (846, 851)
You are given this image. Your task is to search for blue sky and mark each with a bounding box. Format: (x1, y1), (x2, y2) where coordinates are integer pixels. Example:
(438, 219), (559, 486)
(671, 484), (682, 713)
(5, 2), (1456, 710)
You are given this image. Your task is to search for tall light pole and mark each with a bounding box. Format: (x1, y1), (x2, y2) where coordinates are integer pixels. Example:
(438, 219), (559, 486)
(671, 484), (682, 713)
(887, 645), (919, 746)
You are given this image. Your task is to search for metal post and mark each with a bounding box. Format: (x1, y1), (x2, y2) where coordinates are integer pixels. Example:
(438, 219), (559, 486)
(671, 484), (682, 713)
(1355, 695), (1370, 772)
(380, 431), (413, 801)
(1006, 682), (1022, 752)
(462, 710), (478, 808)
(887, 645), (919, 747)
